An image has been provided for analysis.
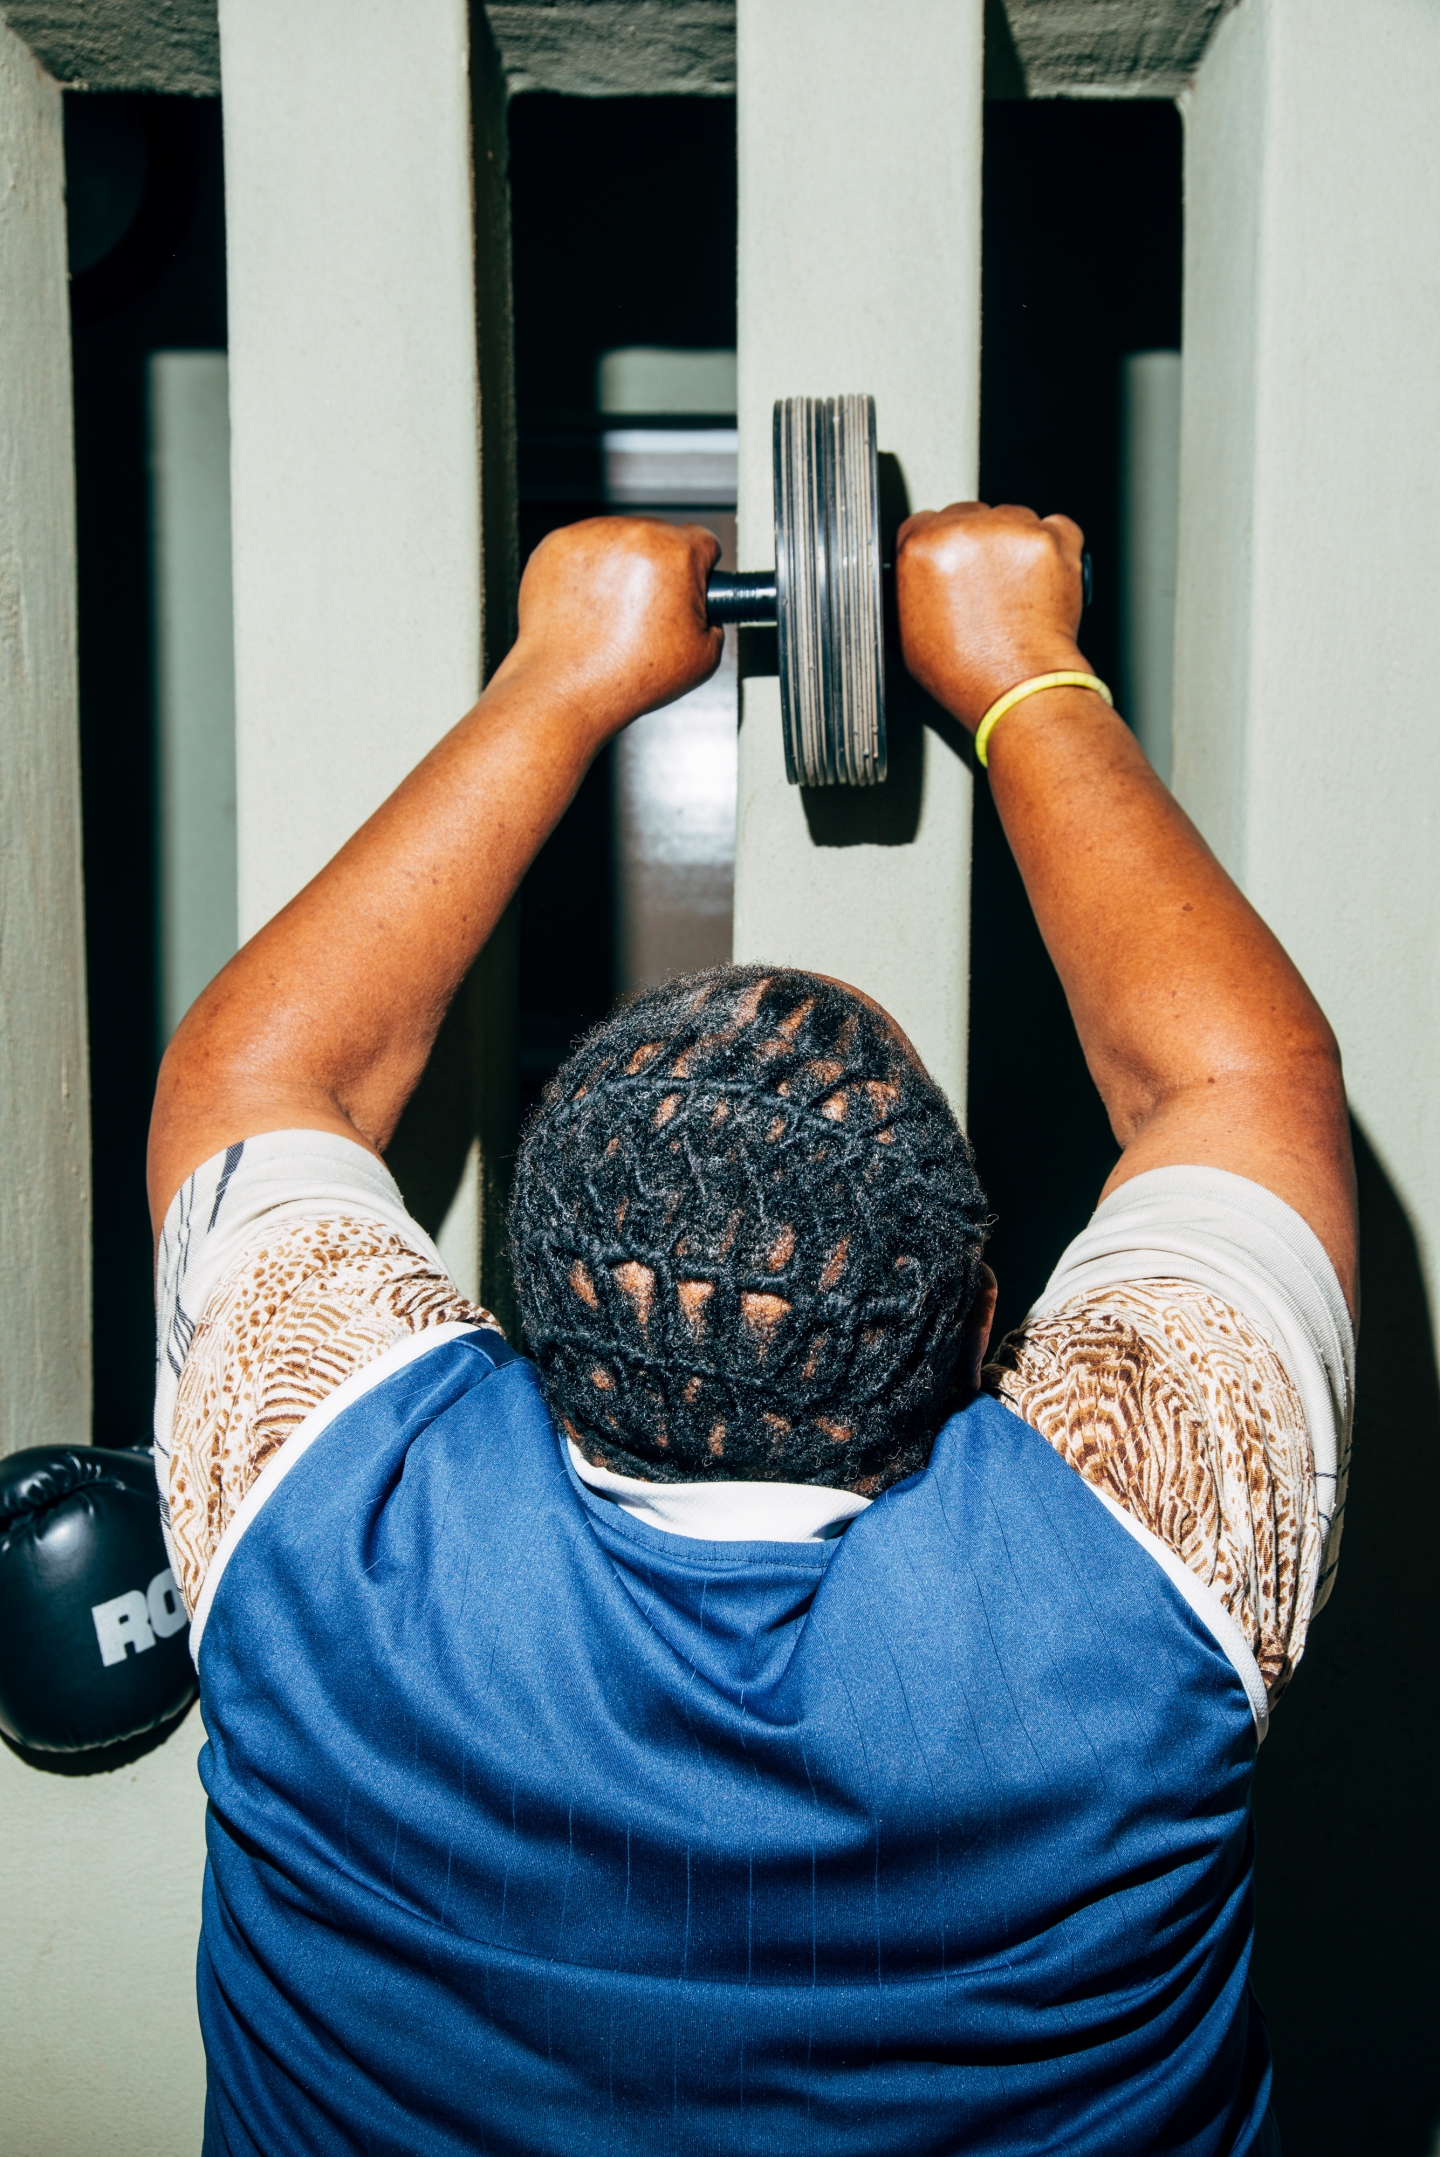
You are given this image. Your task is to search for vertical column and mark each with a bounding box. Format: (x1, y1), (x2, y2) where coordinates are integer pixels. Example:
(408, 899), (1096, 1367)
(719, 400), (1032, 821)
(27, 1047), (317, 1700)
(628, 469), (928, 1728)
(1174, 0), (1440, 1304)
(732, 0), (984, 1112)
(151, 350), (237, 1045)
(1, 38), (207, 2157)
(219, 0), (517, 1304)
(1174, 6), (1440, 2126)
(1118, 350), (1181, 787)
(0, 22), (90, 1453)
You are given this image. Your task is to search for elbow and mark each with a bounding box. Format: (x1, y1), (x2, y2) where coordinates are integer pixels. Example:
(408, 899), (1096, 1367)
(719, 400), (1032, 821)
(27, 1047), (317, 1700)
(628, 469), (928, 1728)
(1102, 1010), (1350, 1154)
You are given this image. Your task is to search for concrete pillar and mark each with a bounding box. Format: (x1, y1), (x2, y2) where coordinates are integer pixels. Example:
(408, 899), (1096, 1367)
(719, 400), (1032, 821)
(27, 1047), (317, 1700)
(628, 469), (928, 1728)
(0, 32), (207, 2157)
(0, 19), (90, 1457)
(1174, 0), (1440, 1308)
(0, 1711), (209, 2156)
(1118, 350), (1181, 787)
(732, 0), (984, 1112)
(1174, 6), (1440, 2126)
(151, 351), (237, 1045)
(219, 0), (518, 1305)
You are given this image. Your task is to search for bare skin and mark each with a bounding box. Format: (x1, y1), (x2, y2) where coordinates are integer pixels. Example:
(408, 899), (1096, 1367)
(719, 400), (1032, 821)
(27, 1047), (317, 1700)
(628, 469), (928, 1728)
(897, 501), (1356, 1317)
(149, 499), (1354, 1410)
(148, 515), (723, 1224)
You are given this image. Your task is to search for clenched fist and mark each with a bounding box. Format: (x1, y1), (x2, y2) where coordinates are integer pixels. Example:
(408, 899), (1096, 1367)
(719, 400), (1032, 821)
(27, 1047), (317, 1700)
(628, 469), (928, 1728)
(500, 516), (724, 751)
(896, 502), (1090, 732)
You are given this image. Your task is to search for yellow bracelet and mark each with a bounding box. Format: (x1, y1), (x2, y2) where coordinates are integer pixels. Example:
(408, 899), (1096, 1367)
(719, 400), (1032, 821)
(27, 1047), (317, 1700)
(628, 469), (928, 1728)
(973, 671), (1113, 768)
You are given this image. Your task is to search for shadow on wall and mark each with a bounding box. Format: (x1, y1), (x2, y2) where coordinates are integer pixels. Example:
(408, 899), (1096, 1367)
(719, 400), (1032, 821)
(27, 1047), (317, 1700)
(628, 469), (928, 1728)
(1251, 1124), (1440, 2157)
(934, 96), (1440, 2153)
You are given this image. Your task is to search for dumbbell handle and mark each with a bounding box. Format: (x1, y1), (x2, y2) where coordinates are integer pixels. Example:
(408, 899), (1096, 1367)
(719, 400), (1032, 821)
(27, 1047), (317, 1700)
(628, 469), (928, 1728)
(706, 554), (1092, 628)
(705, 570), (778, 625)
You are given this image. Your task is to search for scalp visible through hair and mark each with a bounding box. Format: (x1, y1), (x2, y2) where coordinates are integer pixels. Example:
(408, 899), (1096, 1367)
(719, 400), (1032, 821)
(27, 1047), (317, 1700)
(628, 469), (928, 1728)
(509, 965), (989, 1492)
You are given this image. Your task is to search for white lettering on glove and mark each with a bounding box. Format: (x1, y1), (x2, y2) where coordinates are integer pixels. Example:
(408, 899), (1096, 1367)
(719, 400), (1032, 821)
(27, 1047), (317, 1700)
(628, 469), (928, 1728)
(146, 1569), (188, 1640)
(91, 1589), (156, 1666)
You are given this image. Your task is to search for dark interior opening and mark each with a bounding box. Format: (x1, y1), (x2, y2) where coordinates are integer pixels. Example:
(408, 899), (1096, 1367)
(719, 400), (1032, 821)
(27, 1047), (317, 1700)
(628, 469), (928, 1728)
(971, 97), (1183, 1340)
(64, 91), (227, 1450)
(507, 93), (738, 1127)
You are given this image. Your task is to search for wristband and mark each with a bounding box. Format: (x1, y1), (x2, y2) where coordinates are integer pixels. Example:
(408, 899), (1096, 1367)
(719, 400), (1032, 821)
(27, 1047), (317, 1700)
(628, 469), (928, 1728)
(973, 671), (1113, 768)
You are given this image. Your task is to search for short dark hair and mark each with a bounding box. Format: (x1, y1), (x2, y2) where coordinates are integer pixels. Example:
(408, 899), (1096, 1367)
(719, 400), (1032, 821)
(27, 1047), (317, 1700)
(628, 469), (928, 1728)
(509, 965), (988, 1493)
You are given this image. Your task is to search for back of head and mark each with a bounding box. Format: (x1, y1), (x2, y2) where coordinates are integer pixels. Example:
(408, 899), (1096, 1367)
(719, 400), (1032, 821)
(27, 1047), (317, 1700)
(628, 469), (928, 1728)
(510, 965), (988, 1492)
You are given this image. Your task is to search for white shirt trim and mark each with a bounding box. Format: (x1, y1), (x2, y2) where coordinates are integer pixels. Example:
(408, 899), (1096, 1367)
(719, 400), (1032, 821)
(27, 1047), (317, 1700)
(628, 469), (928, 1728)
(569, 1442), (872, 1542)
(1090, 1485), (1269, 1741)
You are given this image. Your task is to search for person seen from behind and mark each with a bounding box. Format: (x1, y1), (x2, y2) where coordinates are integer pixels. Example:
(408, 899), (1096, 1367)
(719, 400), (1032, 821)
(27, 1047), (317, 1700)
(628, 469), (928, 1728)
(149, 498), (1354, 2155)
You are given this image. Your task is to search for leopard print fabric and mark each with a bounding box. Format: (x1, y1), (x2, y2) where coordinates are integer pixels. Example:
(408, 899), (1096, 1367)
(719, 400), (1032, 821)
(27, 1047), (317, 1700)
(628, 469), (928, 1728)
(987, 1279), (1319, 1704)
(165, 1214), (497, 1613)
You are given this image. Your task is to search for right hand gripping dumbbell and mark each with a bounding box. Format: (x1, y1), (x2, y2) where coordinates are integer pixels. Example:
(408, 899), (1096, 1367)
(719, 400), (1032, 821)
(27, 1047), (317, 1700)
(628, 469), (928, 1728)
(706, 394), (1092, 791)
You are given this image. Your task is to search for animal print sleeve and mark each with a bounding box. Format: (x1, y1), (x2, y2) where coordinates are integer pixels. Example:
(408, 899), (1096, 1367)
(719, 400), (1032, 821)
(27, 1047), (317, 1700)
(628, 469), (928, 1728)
(163, 1213), (497, 1614)
(985, 1281), (1321, 1705)
(155, 1133), (500, 1616)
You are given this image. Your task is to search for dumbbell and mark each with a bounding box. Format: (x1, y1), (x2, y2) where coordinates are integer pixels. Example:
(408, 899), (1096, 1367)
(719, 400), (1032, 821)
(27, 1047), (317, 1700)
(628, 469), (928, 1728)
(706, 395), (884, 789)
(705, 395), (1091, 789)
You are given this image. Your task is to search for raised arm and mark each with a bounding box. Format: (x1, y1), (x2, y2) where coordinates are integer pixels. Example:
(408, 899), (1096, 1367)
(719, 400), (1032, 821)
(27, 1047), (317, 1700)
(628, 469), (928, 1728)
(147, 517), (721, 1232)
(896, 501), (1356, 1314)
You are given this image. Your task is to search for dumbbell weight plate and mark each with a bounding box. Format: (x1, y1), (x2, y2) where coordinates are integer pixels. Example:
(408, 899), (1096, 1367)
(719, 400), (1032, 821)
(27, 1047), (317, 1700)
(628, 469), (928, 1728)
(774, 395), (887, 787)
(711, 395), (1092, 784)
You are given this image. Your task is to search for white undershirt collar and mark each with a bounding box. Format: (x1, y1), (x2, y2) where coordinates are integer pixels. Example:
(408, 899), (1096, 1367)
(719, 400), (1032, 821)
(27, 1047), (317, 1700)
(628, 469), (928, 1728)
(567, 1440), (872, 1543)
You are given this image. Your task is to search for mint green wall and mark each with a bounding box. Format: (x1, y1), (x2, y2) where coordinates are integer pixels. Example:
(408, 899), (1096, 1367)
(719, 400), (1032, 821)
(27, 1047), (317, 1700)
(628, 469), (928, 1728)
(0, 1712), (208, 2154)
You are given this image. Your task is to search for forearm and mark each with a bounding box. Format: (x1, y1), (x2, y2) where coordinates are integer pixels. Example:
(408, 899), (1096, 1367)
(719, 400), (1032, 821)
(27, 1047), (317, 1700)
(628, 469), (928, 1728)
(147, 515), (722, 1235)
(985, 686), (1355, 1302)
(895, 499), (1355, 1307)
(986, 686), (1336, 1124)
(147, 659), (599, 1229)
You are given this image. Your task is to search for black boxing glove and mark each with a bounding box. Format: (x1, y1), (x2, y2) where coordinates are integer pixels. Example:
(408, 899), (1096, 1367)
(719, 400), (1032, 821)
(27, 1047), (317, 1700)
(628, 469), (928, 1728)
(0, 1446), (198, 1755)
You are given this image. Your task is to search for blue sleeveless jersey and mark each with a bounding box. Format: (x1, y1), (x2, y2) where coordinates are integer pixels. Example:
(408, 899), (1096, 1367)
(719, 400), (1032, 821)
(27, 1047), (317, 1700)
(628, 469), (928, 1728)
(194, 1330), (1272, 2155)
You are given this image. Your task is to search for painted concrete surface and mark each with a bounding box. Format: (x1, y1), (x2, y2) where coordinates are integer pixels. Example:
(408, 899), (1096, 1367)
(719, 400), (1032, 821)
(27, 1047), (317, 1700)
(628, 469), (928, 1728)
(0, 0), (737, 95)
(0, 19), (90, 1457)
(1, 0), (1236, 99)
(0, 1710), (209, 2155)
(491, 0), (735, 95)
(151, 351), (237, 1044)
(0, 0), (219, 92)
(221, 0), (517, 1308)
(599, 345), (737, 415)
(1003, 0), (1231, 96)
(1174, 0), (1440, 1313)
(1, 37), (206, 2157)
(1175, 15), (1440, 2134)
(731, 0), (983, 1115)
(1118, 350), (1182, 786)
(221, 0), (486, 934)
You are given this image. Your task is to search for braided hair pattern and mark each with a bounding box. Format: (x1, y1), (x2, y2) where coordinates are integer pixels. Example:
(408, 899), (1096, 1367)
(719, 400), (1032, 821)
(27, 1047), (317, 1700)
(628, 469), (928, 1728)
(510, 966), (989, 1492)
